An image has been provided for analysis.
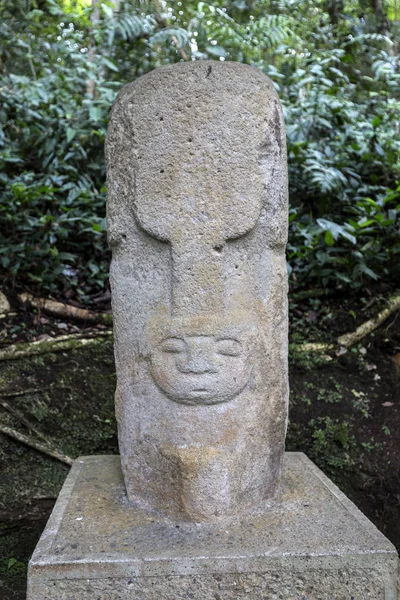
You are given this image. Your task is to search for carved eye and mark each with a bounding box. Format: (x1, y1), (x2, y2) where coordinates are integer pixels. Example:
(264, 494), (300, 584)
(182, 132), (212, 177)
(161, 338), (185, 354)
(216, 339), (242, 356)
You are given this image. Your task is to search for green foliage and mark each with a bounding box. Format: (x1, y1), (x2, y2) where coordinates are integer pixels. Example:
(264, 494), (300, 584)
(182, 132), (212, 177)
(0, 0), (399, 301)
(288, 185), (400, 287)
(308, 416), (356, 471)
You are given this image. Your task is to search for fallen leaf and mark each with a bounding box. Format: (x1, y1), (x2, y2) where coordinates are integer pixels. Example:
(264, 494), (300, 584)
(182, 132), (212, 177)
(336, 346), (348, 356)
(366, 362), (377, 371)
(351, 389), (365, 398)
(382, 401), (394, 407)
(321, 354), (333, 362)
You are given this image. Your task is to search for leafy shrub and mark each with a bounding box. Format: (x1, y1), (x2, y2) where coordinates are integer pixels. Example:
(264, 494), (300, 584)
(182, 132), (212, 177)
(308, 416), (356, 471)
(0, 0), (399, 302)
(0, 72), (110, 299)
(288, 185), (400, 287)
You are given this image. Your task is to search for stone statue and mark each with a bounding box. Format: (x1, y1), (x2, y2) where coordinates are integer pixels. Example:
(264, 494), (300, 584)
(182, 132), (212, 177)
(28, 61), (399, 600)
(106, 61), (288, 521)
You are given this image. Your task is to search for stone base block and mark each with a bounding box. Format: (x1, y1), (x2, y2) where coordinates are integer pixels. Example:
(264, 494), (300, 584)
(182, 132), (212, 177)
(27, 453), (398, 599)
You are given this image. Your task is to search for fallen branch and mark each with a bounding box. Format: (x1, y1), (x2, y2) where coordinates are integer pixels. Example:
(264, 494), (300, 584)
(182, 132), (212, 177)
(290, 342), (334, 354)
(0, 330), (112, 361)
(290, 290), (400, 355)
(0, 388), (49, 398)
(0, 423), (73, 466)
(3, 292), (399, 361)
(19, 292), (112, 325)
(337, 291), (400, 348)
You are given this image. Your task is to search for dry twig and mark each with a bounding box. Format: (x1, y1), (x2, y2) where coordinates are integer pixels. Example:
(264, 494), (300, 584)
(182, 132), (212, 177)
(171, 35), (189, 60)
(0, 388), (48, 398)
(0, 399), (49, 443)
(0, 423), (73, 466)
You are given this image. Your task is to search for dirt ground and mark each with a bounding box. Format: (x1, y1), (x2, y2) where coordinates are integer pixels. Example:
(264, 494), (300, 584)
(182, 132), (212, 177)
(0, 290), (399, 599)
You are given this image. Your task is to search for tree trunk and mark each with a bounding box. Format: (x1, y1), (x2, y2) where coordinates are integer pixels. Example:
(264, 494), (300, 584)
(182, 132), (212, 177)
(86, 0), (101, 97)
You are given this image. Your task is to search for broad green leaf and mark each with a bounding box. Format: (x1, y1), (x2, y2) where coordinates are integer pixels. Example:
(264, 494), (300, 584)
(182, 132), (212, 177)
(324, 230), (335, 246)
(206, 45), (227, 57)
(101, 57), (119, 73)
(66, 128), (77, 143)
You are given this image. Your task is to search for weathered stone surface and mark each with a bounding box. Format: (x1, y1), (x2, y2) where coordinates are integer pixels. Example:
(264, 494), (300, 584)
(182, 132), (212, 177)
(27, 454), (399, 599)
(106, 60), (289, 521)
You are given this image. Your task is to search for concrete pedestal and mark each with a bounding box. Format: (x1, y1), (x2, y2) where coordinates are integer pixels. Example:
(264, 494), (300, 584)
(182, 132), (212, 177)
(27, 453), (398, 599)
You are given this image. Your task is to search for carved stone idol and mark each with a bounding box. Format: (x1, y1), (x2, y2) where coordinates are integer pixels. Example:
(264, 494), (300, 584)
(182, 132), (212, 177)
(106, 61), (288, 521)
(27, 62), (398, 600)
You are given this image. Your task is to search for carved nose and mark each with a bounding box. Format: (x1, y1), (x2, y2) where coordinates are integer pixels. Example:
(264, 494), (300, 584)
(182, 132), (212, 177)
(177, 356), (218, 374)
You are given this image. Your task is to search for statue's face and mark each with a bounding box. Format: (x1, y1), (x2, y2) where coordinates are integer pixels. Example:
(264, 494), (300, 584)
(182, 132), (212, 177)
(150, 333), (253, 405)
